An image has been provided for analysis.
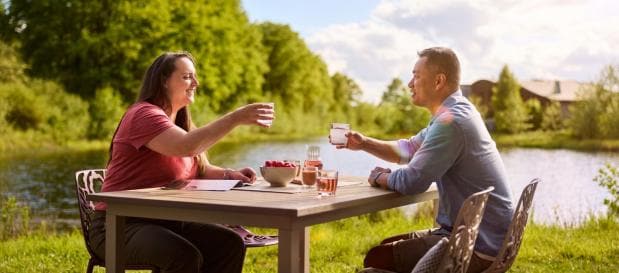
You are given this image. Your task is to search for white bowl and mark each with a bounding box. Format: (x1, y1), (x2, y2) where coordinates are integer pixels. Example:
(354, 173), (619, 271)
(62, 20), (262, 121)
(260, 167), (296, 187)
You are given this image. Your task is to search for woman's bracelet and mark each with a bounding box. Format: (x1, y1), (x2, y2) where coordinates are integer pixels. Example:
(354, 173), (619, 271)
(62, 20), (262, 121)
(223, 168), (234, 180)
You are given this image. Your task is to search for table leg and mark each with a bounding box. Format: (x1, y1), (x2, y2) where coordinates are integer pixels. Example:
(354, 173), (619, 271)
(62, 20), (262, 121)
(105, 212), (126, 273)
(278, 226), (310, 273)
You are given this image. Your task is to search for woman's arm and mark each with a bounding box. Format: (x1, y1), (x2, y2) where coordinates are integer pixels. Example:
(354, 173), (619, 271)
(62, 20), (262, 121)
(146, 103), (273, 157)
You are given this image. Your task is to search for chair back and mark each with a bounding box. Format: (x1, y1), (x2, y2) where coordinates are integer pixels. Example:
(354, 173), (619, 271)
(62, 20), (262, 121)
(75, 169), (162, 273)
(482, 179), (539, 273)
(437, 186), (494, 273)
(75, 169), (106, 259)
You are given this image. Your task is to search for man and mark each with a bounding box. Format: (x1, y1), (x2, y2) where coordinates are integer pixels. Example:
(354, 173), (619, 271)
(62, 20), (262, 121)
(338, 47), (514, 273)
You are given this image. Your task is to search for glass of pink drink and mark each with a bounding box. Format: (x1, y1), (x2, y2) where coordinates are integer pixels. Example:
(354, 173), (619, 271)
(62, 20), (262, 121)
(316, 170), (338, 196)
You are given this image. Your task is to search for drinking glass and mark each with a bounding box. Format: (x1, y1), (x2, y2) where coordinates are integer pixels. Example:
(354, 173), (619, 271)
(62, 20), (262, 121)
(329, 123), (350, 145)
(301, 166), (318, 188)
(257, 102), (275, 127)
(317, 170), (338, 196)
(284, 159), (301, 183)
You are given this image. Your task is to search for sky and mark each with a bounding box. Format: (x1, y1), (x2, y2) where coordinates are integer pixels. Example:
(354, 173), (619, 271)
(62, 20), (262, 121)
(242, 0), (619, 102)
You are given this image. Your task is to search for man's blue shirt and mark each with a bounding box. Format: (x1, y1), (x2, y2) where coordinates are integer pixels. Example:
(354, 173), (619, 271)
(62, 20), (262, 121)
(387, 90), (514, 256)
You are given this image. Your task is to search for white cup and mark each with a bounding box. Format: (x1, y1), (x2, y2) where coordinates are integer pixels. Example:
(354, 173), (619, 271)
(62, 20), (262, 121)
(258, 102), (275, 127)
(329, 123), (350, 145)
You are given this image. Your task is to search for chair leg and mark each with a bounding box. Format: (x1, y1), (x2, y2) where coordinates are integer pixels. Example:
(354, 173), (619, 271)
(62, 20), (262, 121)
(86, 259), (95, 273)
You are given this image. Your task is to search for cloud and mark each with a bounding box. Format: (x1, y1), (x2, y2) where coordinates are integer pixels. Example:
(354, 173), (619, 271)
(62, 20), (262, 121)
(307, 0), (619, 102)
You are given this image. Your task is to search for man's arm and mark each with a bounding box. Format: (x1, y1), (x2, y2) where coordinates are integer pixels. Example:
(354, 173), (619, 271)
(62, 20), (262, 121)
(338, 131), (401, 163)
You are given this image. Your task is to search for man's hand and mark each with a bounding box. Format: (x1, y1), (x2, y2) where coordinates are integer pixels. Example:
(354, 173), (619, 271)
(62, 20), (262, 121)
(335, 130), (366, 150)
(368, 166), (391, 188)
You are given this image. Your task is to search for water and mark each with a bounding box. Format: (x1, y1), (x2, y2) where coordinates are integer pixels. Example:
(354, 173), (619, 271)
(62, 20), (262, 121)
(1, 139), (617, 228)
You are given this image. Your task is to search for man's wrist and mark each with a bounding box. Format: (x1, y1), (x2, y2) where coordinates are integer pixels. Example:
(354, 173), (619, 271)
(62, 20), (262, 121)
(372, 172), (383, 187)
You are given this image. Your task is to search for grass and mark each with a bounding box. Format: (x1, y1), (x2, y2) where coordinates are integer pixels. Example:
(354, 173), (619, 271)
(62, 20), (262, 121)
(1, 206), (617, 273)
(493, 130), (619, 152)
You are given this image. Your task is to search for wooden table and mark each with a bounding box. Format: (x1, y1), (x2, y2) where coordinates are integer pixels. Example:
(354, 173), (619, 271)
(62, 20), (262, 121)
(87, 177), (438, 273)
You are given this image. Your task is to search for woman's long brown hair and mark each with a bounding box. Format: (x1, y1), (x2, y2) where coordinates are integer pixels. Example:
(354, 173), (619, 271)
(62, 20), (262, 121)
(107, 52), (208, 176)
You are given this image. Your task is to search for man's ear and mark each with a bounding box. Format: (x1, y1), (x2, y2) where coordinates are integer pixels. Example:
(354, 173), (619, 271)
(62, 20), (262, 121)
(435, 73), (447, 90)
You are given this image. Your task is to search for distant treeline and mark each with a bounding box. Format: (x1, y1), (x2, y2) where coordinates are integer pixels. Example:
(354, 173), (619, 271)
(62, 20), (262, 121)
(1, 1), (617, 152)
(472, 65), (619, 139)
(0, 0), (429, 151)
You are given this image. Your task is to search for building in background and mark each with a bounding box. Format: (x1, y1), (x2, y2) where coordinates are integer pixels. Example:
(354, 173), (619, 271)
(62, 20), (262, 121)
(462, 79), (593, 118)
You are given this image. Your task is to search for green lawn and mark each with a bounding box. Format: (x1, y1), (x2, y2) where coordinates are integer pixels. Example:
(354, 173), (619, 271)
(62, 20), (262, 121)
(1, 207), (617, 273)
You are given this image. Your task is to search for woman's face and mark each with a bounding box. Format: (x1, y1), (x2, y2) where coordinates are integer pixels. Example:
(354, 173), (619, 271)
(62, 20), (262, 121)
(166, 57), (199, 110)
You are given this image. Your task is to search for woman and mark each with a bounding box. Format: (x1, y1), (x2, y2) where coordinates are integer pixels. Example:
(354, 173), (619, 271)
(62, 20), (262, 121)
(89, 52), (274, 273)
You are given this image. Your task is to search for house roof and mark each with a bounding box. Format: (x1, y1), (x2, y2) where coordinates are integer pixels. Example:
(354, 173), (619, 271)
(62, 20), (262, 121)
(520, 80), (593, 102)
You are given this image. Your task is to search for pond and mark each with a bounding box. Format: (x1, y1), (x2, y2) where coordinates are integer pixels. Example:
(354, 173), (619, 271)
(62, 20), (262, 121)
(0, 138), (616, 228)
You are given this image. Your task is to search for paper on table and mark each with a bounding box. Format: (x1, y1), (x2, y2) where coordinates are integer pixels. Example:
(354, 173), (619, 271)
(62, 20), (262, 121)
(162, 179), (243, 191)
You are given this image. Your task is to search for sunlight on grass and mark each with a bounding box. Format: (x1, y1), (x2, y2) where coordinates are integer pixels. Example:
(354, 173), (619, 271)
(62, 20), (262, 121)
(1, 209), (617, 273)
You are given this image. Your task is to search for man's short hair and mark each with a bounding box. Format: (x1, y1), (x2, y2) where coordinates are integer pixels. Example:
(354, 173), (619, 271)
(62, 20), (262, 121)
(418, 47), (461, 89)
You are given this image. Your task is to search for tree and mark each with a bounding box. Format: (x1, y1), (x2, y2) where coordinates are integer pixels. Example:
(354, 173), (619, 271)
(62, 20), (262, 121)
(330, 72), (362, 121)
(568, 65), (619, 139)
(4, 0), (268, 110)
(379, 78), (430, 134)
(258, 22), (334, 134)
(541, 101), (563, 131)
(0, 40), (26, 83)
(525, 99), (543, 130)
(492, 65), (530, 133)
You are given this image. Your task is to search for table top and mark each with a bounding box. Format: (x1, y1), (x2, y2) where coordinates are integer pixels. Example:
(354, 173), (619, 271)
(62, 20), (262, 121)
(88, 176), (437, 223)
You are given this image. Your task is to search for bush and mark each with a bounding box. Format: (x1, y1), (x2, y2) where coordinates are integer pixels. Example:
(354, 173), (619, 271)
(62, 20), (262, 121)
(1, 196), (30, 240)
(594, 163), (619, 218)
(1, 82), (47, 130)
(599, 95), (619, 138)
(0, 80), (90, 143)
(568, 65), (619, 139)
(525, 99), (542, 130)
(34, 80), (91, 142)
(88, 87), (126, 140)
(541, 101), (564, 131)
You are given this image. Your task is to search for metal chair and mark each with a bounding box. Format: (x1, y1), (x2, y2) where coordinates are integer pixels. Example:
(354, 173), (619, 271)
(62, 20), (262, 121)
(358, 187), (494, 273)
(435, 186), (494, 273)
(76, 169), (278, 272)
(75, 169), (160, 273)
(481, 179), (540, 273)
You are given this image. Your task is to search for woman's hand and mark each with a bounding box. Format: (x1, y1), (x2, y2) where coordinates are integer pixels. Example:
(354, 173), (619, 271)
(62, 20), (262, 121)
(231, 103), (274, 127)
(228, 167), (257, 184)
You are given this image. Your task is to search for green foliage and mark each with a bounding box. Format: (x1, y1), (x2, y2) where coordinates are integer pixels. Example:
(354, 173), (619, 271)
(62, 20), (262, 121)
(594, 163), (619, 218)
(0, 80), (90, 142)
(598, 93), (619, 138)
(1, 196), (30, 240)
(525, 99), (543, 130)
(88, 87), (126, 140)
(5, 0), (268, 107)
(257, 22), (335, 135)
(0, 41), (26, 83)
(2, 82), (47, 130)
(378, 78), (430, 135)
(330, 72), (362, 122)
(1, 211), (618, 272)
(541, 101), (564, 131)
(468, 94), (488, 118)
(511, 217), (619, 273)
(492, 65), (530, 133)
(568, 65), (619, 139)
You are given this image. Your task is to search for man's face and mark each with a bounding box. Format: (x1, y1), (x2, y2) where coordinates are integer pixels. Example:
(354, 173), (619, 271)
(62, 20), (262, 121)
(407, 57), (438, 109)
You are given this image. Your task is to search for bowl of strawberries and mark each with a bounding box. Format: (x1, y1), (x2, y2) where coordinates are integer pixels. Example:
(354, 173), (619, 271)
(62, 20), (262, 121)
(260, 160), (297, 187)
